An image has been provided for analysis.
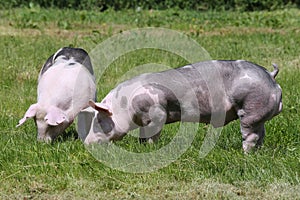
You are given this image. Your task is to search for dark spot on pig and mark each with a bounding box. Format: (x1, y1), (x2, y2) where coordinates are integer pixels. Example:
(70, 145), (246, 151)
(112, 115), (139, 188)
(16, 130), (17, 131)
(55, 47), (94, 74)
(120, 96), (128, 109)
(132, 84), (182, 125)
(115, 85), (123, 98)
(95, 113), (115, 134)
(132, 93), (154, 113)
(40, 54), (54, 75)
(40, 47), (94, 75)
(131, 93), (155, 126)
(144, 83), (181, 122)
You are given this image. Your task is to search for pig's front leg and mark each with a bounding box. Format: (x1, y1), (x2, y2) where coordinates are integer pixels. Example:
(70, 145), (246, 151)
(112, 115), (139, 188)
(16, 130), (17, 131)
(139, 128), (161, 144)
(138, 105), (166, 143)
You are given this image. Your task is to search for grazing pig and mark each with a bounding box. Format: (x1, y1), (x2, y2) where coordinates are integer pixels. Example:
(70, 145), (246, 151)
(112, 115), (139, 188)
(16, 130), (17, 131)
(17, 47), (96, 142)
(82, 60), (282, 152)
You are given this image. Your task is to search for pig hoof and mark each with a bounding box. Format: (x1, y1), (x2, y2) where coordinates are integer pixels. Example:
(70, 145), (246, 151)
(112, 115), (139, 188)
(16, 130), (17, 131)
(37, 136), (52, 143)
(139, 138), (147, 144)
(139, 138), (155, 144)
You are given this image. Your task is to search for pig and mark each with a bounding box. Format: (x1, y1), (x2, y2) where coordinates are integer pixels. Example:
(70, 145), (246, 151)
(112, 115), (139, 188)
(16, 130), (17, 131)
(17, 47), (96, 142)
(81, 60), (282, 152)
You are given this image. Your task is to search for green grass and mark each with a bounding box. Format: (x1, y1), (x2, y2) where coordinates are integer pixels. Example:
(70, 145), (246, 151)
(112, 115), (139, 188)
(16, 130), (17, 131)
(0, 8), (300, 199)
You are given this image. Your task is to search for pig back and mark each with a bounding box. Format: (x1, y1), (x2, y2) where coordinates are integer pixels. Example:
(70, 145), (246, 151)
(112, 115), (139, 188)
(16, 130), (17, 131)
(37, 60), (96, 118)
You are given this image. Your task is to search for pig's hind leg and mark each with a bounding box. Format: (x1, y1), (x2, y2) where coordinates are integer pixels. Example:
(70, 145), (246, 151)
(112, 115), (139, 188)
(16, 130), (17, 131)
(238, 107), (267, 153)
(235, 86), (277, 153)
(240, 121), (265, 153)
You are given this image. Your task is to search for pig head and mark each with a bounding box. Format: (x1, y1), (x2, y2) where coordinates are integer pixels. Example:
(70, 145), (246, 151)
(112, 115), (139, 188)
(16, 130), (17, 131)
(17, 47), (96, 142)
(82, 60), (282, 153)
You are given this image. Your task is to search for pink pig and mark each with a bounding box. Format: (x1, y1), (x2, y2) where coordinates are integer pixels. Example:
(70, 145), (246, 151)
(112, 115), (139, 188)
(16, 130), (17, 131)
(17, 47), (96, 142)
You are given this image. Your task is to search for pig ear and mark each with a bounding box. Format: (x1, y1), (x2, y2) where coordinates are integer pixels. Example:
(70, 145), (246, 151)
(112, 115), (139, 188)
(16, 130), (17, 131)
(16, 104), (38, 127)
(44, 108), (69, 126)
(89, 100), (112, 116)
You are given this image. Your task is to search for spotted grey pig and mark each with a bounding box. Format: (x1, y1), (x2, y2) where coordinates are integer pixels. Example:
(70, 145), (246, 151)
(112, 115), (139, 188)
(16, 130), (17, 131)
(82, 60), (282, 152)
(17, 47), (96, 142)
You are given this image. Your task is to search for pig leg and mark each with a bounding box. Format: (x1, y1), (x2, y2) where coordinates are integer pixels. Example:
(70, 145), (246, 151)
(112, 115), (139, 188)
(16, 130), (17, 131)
(238, 108), (266, 152)
(240, 123), (265, 153)
(139, 105), (166, 143)
(139, 127), (161, 144)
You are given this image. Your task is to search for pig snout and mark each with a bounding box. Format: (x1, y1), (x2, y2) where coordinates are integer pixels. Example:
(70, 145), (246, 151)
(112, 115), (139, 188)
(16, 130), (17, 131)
(36, 124), (67, 143)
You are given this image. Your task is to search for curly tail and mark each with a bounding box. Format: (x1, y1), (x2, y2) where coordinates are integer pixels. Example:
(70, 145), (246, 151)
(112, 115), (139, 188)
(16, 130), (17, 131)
(270, 63), (279, 78)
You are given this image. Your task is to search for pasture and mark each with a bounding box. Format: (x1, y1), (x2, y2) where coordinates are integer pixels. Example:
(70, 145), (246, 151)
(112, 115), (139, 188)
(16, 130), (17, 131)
(0, 7), (300, 199)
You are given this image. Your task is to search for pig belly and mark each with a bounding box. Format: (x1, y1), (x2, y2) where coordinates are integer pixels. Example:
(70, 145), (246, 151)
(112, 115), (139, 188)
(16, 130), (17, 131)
(177, 99), (238, 127)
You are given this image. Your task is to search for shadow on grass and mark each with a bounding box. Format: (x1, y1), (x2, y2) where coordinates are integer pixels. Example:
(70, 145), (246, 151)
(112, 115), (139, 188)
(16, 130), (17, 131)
(55, 126), (79, 143)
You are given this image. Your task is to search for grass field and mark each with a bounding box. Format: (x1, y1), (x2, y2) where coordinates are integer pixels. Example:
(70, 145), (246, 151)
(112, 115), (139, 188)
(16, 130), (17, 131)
(0, 7), (300, 199)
